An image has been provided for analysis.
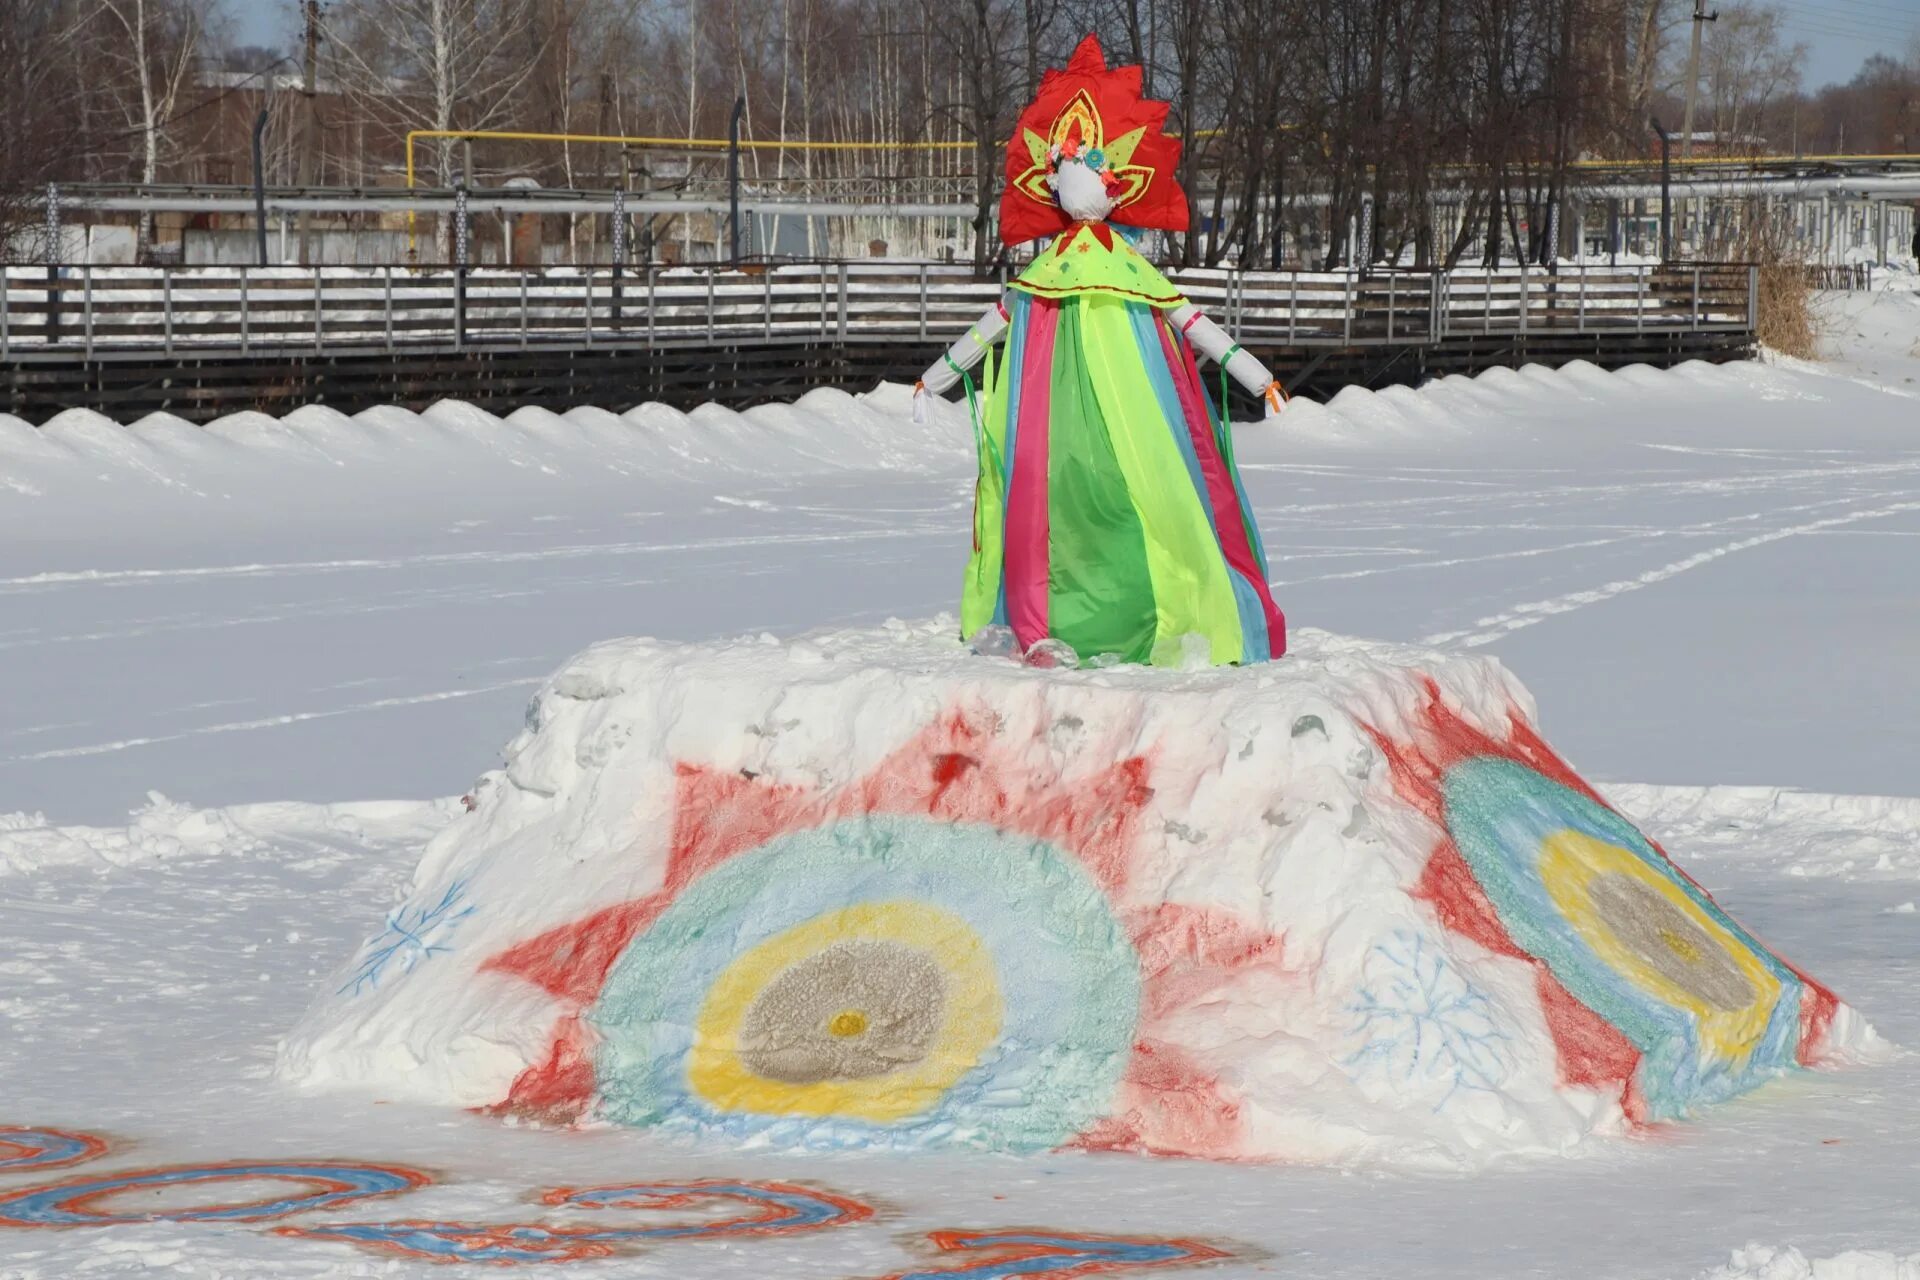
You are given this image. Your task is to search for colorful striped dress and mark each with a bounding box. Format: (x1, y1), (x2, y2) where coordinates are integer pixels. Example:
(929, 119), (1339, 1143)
(953, 221), (1286, 667)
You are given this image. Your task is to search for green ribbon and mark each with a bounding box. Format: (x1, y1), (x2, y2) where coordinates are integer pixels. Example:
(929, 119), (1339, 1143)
(1215, 344), (1244, 472)
(949, 353), (1003, 481)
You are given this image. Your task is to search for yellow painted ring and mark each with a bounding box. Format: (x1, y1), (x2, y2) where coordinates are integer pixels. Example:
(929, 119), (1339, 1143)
(1540, 830), (1781, 1059)
(687, 901), (1004, 1122)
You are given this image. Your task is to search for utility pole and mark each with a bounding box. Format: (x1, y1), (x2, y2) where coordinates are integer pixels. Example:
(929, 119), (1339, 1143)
(1679, 0), (1716, 261)
(1679, 0), (1717, 161)
(1651, 118), (1673, 262)
(295, 0), (321, 265)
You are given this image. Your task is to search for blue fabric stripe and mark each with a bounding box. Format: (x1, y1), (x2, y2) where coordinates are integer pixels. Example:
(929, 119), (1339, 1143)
(1129, 304), (1268, 664)
(1203, 374), (1274, 585)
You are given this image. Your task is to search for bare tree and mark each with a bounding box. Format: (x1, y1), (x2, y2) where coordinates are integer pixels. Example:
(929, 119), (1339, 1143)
(329, 0), (549, 182)
(80, 0), (212, 256)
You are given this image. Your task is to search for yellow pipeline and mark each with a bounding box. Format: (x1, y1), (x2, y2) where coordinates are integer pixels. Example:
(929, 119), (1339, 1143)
(1574, 152), (1918, 171)
(403, 127), (1225, 256)
(401, 127), (1914, 255)
(404, 129), (991, 253)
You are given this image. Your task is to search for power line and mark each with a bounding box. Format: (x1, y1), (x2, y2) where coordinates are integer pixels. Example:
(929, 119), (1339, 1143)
(1783, 11), (1920, 40)
(1784, 18), (1914, 43)
(1779, 1), (1920, 39)
(1788, 0), (1920, 23)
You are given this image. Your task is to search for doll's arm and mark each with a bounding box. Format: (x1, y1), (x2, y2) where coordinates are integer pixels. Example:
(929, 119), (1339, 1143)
(913, 298), (1012, 421)
(1168, 303), (1288, 418)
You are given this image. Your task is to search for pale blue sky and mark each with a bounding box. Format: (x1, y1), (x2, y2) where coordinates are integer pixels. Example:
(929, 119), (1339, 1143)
(222, 0), (1917, 97)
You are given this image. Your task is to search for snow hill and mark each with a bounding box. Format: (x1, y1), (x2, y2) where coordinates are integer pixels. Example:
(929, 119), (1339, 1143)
(280, 619), (1874, 1166)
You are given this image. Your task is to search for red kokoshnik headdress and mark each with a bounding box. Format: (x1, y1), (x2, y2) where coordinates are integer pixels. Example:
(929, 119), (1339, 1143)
(999, 33), (1189, 246)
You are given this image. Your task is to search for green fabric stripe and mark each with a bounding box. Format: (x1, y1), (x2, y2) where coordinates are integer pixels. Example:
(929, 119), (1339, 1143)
(1078, 298), (1244, 665)
(1044, 301), (1157, 663)
(960, 340), (1008, 640)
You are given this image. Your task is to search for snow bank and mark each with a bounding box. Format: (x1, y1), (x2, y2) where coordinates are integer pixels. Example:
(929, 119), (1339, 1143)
(278, 619), (1870, 1166)
(0, 793), (452, 878)
(1700, 1244), (1920, 1280)
(0, 382), (972, 537)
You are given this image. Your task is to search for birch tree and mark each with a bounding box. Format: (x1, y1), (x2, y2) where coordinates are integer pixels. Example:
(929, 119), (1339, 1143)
(328, 0), (552, 258)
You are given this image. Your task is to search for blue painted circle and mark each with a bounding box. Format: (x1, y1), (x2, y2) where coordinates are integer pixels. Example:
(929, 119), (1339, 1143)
(590, 815), (1141, 1152)
(0, 1162), (425, 1226)
(0, 1129), (104, 1173)
(1441, 755), (1804, 1114)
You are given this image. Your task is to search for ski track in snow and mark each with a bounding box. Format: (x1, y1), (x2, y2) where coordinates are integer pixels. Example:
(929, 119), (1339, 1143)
(0, 677), (546, 763)
(1425, 497), (1920, 647)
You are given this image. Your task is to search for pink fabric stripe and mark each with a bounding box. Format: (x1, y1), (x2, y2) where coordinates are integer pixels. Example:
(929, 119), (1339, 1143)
(1156, 316), (1287, 657)
(1004, 299), (1058, 651)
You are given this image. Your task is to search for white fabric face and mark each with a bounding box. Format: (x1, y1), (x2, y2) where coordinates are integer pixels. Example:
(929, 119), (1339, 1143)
(1048, 159), (1115, 222)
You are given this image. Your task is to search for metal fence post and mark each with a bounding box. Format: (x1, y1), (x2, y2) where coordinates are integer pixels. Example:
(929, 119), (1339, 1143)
(45, 183), (62, 346)
(239, 264), (250, 354)
(383, 265), (394, 349)
(1578, 265), (1587, 330)
(1386, 270), (1396, 341)
(1288, 269), (1298, 344)
(162, 268), (174, 355)
(1637, 266), (1646, 334)
(1, 265), (9, 357)
(611, 186), (627, 330)
(1691, 266), (1701, 330)
(836, 263), (849, 344)
(313, 266), (324, 352)
(82, 263), (93, 357)
(454, 183), (469, 350)
(1747, 264), (1758, 334)
(918, 264), (928, 342)
(584, 268), (594, 345)
(1518, 261), (1529, 336)
(646, 265), (656, 349)
(1342, 269), (1353, 343)
(519, 271), (529, 349)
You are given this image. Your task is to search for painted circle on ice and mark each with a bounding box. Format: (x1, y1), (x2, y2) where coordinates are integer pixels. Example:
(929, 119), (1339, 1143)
(282, 1180), (870, 1264)
(0, 1128), (108, 1174)
(1442, 756), (1801, 1112)
(0, 1162), (430, 1227)
(590, 815), (1140, 1151)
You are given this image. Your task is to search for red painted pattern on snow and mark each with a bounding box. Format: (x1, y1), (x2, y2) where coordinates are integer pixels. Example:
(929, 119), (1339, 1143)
(1071, 1040), (1245, 1158)
(1366, 680), (1650, 1112)
(481, 707), (1169, 1123)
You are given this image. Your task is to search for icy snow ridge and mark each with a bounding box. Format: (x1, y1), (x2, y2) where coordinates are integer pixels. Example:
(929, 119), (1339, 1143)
(279, 619), (1871, 1166)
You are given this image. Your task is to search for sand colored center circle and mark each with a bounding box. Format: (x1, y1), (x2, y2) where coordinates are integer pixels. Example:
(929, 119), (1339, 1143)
(736, 940), (946, 1084)
(1585, 873), (1754, 1012)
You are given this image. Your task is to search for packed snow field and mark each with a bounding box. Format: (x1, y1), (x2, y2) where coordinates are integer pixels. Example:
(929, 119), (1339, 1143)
(3, 281), (1919, 1278)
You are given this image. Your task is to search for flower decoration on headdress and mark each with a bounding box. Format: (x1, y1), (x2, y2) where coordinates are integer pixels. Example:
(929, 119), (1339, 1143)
(1000, 33), (1189, 246)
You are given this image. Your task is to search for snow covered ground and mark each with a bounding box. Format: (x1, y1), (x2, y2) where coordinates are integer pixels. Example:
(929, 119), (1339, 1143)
(3, 288), (1920, 1278)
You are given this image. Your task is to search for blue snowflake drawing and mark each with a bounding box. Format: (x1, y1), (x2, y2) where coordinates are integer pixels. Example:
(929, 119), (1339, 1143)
(339, 881), (476, 997)
(1344, 930), (1512, 1112)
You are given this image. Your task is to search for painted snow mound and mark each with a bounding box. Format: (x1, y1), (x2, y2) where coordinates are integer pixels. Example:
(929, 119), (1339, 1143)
(278, 619), (1873, 1166)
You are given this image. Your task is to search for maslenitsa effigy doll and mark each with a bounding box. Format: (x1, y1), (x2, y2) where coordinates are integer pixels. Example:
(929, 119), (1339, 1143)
(914, 35), (1288, 669)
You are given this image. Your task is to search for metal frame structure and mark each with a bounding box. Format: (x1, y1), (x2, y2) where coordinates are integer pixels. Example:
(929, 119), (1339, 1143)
(0, 261), (1756, 362)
